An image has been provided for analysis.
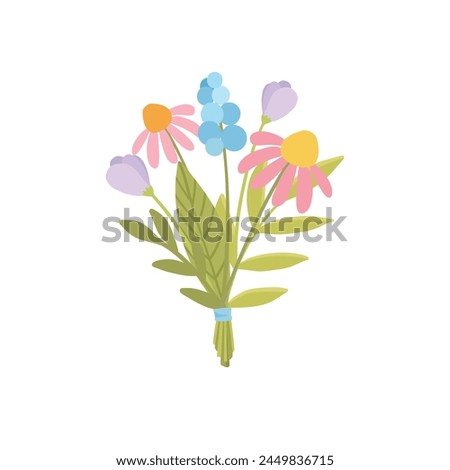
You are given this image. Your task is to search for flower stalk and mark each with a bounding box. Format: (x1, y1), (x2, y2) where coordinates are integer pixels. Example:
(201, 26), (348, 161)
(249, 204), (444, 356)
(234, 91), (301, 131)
(213, 321), (234, 367)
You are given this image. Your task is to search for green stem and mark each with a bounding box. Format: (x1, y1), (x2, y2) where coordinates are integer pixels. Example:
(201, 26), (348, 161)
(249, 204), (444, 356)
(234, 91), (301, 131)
(263, 205), (277, 223)
(225, 164), (289, 301)
(214, 320), (234, 367)
(235, 120), (266, 223)
(151, 193), (173, 221)
(221, 125), (231, 304)
(165, 129), (187, 166)
(232, 120), (266, 271)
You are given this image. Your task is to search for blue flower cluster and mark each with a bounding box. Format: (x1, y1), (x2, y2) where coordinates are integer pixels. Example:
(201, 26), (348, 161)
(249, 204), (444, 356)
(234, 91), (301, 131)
(197, 72), (247, 156)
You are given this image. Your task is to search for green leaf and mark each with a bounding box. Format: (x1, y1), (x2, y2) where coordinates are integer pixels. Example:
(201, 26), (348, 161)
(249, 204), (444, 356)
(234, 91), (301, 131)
(239, 253), (308, 271)
(120, 220), (163, 244)
(215, 194), (227, 223)
(247, 163), (266, 218)
(152, 259), (196, 276)
(190, 241), (206, 278)
(175, 163), (226, 297)
(229, 222), (238, 267)
(263, 216), (331, 234)
(149, 209), (178, 254)
(287, 156), (344, 201)
(229, 287), (288, 308)
(180, 288), (221, 308)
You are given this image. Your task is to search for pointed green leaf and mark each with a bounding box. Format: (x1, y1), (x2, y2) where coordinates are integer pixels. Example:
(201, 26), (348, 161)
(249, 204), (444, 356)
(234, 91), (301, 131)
(180, 288), (221, 308)
(190, 241), (206, 277)
(175, 163), (226, 297)
(149, 209), (178, 254)
(229, 287), (288, 308)
(263, 216), (331, 234)
(287, 156), (344, 200)
(229, 222), (238, 267)
(120, 220), (163, 244)
(152, 259), (196, 276)
(239, 253), (308, 271)
(215, 194), (227, 223)
(215, 194), (233, 283)
(247, 163), (266, 217)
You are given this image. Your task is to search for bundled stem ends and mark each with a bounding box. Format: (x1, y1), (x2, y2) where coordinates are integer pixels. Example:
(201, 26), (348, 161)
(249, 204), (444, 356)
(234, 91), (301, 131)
(213, 321), (234, 367)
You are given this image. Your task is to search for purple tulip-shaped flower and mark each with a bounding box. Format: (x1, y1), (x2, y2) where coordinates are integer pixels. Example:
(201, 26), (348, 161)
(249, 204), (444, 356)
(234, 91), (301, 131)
(106, 155), (151, 195)
(262, 81), (297, 122)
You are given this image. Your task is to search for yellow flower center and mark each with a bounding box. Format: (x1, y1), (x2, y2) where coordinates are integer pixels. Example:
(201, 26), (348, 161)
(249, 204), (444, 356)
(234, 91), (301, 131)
(281, 131), (319, 168)
(142, 104), (172, 133)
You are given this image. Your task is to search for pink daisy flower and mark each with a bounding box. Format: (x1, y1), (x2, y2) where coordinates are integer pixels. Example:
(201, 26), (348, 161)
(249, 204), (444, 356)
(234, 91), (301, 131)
(132, 104), (199, 168)
(238, 131), (333, 213)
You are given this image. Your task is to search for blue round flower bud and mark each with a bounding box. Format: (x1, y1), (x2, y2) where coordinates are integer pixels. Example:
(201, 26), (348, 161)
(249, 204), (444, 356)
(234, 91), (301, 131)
(222, 103), (241, 125)
(212, 86), (230, 105)
(198, 122), (221, 144)
(201, 103), (224, 124)
(207, 72), (222, 88)
(222, 125), (247, 151)
(197, 87), (213, 105)
(205, 137), (224, 156)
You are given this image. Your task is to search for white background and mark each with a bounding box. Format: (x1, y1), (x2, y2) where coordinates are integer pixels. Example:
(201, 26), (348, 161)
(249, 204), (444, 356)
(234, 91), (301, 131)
(1, 1), (449, 469)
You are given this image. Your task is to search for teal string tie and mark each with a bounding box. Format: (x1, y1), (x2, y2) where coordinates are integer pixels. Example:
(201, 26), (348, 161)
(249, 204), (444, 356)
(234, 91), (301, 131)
(214, 308), (232, 322)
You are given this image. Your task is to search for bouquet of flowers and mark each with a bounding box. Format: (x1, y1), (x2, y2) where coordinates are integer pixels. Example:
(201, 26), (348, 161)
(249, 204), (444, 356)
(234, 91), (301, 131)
(106, 72), (344, 366)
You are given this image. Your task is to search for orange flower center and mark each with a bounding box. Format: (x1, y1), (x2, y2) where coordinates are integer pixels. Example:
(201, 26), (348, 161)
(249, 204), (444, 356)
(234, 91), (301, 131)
(281, 131), (319, 168)
(142, 104), (172, 133)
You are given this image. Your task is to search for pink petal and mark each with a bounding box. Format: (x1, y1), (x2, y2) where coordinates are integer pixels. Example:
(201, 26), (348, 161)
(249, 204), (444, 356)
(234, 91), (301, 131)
(160, 131), (178, 164)
(167, 124), (194, 150)
(296, 167), (313, 213)
(171, 116), (199, 136)
(250, 131), (284, 146)
(132, 129), (148, 155)
(238, 147), (281, 173)
(170, 104), (195, 116)
(272, 164), (297, 206)
(251, 157), (286, 189)
(147, 132), (159, 168)
(311, 165), (332, 197)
